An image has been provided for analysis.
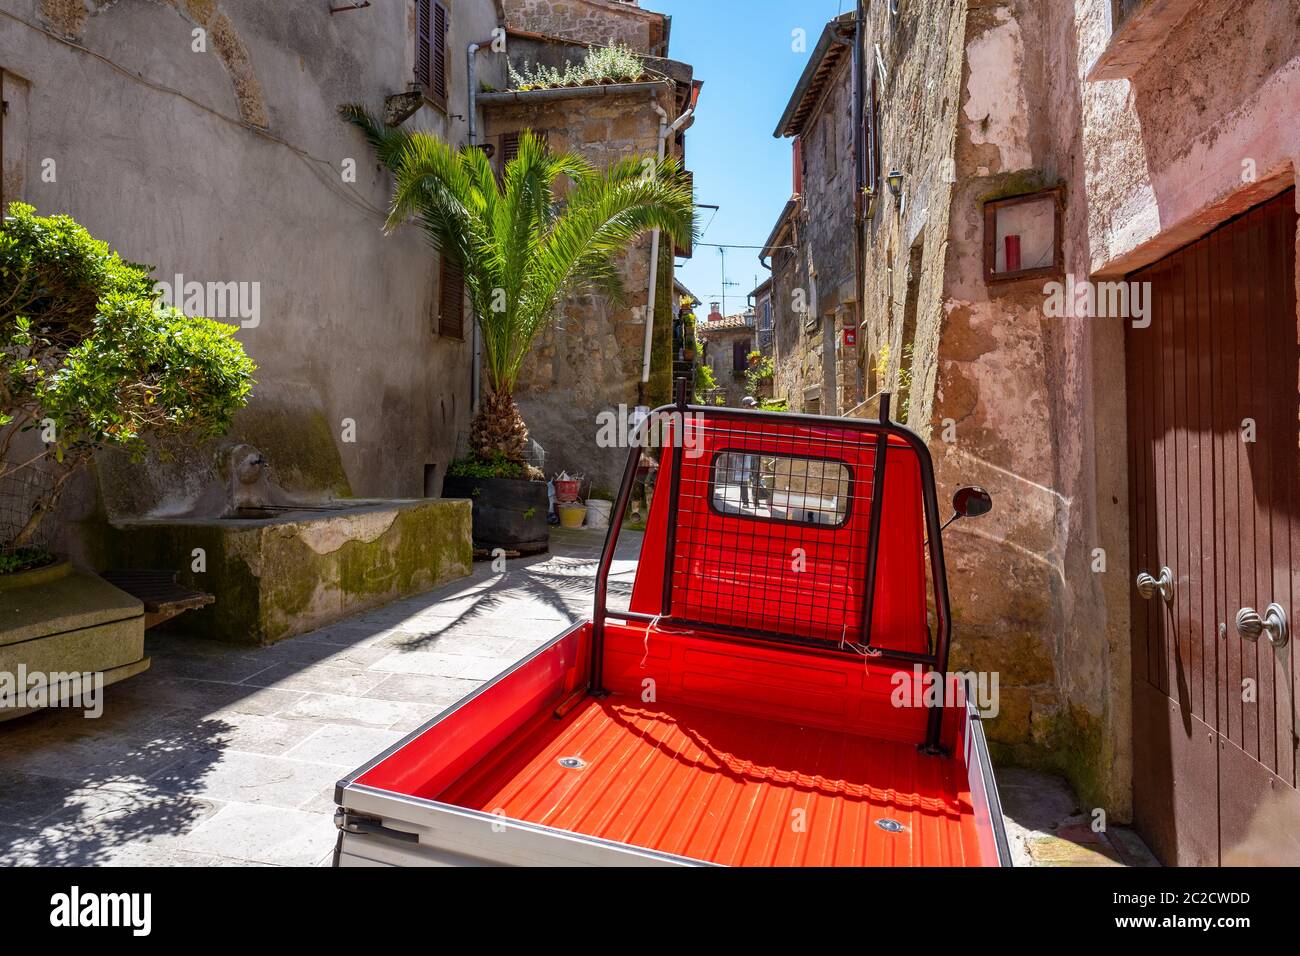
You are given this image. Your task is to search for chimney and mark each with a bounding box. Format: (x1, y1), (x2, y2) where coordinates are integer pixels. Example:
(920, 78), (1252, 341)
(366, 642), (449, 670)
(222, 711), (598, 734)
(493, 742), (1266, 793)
(709, 302), (722, 322)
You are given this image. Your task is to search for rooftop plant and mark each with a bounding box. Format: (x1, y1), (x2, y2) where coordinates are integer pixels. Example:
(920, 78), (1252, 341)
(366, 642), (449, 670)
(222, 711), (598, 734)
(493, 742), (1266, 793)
(508, 43), (647, 91)
(0, 202), (255, 551)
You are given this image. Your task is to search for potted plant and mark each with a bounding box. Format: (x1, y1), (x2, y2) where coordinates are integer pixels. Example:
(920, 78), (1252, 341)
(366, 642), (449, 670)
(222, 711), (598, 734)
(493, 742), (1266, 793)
(344, 110), (694, 554)
(1, 203), (255, 557)
(1, 203), (254, 714)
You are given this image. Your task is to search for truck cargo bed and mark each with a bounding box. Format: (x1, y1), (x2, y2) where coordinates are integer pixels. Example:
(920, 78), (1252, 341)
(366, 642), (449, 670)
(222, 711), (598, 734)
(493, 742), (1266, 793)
(440, 693), (985, 867)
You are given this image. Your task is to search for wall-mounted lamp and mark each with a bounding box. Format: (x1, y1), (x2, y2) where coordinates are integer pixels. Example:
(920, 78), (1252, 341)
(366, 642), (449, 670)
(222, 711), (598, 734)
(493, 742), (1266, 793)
(886, 170), (905, 198)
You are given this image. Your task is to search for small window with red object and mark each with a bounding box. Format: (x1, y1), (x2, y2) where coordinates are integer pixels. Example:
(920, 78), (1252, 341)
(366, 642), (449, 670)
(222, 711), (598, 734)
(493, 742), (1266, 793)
(983, 187), (1063, 284)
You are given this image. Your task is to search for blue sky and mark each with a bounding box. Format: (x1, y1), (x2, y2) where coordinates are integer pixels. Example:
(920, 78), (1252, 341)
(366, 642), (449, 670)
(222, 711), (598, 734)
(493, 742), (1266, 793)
(655, 0), (853, 313)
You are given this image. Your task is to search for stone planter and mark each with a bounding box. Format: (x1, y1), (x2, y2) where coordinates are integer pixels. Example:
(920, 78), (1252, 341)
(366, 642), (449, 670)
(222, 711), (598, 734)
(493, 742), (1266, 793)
(0, 562), (148, 721)
(443, 476), (549, 555)
(107, 498), (472, 646)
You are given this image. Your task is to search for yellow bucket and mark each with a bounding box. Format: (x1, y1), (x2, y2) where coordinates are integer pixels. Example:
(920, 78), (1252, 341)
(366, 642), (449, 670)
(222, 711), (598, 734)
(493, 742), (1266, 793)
(557, 503), (587, 528)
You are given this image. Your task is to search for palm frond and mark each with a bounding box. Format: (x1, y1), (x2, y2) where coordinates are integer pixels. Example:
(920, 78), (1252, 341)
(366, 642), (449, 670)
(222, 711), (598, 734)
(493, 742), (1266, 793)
(345, 113), (697, 407)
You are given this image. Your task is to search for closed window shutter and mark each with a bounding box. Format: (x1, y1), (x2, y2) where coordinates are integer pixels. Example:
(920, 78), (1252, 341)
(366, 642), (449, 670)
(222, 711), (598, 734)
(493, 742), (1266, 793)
(415, 0), (431, 91)
(497, 131), (520, 182)
(732, 340), (748, 373)
(431, 1), (449, 109)
(438, 253), (465, 339)
(497, 130), (548, 180)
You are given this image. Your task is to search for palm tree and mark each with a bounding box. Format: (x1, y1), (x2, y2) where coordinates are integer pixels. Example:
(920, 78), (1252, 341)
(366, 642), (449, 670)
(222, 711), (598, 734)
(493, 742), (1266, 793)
(342, 106), (695, 468)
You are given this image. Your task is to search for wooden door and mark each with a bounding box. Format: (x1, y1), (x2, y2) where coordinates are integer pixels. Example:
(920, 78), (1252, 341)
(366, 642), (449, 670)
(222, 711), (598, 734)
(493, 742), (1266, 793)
(1126, 188), (1298, 865)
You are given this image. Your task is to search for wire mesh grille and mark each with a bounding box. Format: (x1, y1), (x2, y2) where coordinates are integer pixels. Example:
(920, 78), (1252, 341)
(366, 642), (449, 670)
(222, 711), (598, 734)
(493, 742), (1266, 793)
(663, 412), (931, 655)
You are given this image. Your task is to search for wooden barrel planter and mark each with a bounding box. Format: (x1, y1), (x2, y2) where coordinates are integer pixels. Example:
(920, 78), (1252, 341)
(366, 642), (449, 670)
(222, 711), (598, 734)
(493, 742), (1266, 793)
(442, 476), (549, 555)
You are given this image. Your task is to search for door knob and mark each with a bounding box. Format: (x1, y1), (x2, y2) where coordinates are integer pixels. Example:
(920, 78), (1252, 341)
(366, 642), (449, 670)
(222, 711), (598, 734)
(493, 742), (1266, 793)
(1136, 567), (1174, 603)
(1235, 604), (1289, 648)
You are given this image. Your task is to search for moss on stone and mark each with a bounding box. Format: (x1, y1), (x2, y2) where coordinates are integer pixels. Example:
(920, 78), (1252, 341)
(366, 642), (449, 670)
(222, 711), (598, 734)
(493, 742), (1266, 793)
(103, 500), (470, 646)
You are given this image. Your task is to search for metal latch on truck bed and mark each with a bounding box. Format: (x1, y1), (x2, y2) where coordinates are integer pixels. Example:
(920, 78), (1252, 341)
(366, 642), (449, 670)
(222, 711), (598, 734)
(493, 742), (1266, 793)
(333, 809), (419, 844)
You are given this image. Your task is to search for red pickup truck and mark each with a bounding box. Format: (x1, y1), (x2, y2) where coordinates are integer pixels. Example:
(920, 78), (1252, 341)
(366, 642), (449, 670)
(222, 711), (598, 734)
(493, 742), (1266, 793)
(333, 393), (1010, 866)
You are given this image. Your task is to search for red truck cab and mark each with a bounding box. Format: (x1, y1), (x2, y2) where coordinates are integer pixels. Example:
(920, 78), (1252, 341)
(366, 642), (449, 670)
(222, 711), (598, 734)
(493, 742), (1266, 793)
(334, 395), (1011, 866)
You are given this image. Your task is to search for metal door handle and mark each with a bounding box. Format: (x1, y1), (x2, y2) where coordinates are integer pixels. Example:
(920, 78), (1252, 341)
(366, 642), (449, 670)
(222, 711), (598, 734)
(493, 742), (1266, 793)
(1235, 604), (1289, 648)
(1136, 567), (1174, 603)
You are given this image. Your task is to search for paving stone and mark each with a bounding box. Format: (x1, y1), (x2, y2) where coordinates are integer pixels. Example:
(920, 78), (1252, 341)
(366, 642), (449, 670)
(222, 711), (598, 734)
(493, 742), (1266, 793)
(156, 750), (346, 808)
(0, 770), (86, 827)
(285, 725), (405, 768)
(363, 673), (482, 707)
(1027, 834), (1124, 866)
(239, 661), (389, 696)
(180, 803), (336, 867)
(369, 650), (509, 680)
(280, 693), (428, 729)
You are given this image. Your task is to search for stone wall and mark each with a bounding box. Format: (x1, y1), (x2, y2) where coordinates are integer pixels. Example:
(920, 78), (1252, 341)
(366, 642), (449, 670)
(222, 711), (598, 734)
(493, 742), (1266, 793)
(501, 0), (663, 54)
(2, 0), (507, 560)
(768, 56), (858, 415)
(700, 323), (754, 407)
(851, 0), (1299, 821)
(481, 84), (676, 492)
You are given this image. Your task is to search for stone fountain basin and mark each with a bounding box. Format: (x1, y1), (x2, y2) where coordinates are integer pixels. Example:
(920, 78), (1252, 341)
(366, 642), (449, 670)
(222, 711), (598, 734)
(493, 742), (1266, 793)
(106, 498), (472, 646)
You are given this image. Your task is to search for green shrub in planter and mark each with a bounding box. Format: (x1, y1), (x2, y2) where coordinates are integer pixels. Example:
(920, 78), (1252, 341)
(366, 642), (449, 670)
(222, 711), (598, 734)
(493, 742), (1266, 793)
(1, 202), (256, 550)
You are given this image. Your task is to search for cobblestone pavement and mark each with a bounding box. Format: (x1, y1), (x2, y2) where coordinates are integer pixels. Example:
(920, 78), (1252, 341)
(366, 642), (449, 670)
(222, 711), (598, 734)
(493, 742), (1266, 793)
(0, 527), (638, 866)
(0, 525), (1153, 867)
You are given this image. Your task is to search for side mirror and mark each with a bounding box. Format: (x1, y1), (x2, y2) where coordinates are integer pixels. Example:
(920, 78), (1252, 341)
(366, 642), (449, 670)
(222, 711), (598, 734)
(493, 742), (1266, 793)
(952, 486), (993, 519)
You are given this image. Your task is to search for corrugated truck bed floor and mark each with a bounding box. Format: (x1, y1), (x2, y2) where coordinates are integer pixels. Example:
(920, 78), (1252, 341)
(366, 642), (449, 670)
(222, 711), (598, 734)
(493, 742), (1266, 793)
(439, 694), (987, 867)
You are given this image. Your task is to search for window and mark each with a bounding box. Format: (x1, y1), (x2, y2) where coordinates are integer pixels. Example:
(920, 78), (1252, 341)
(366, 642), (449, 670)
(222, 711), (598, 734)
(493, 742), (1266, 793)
(732, 340), (748, 373)
(983, 187), (1063, 284)
(710, 452), (851, 527)
(437, 252), (464, 339)
(416, 0), (448, 111)
(497, 129), (547, 178)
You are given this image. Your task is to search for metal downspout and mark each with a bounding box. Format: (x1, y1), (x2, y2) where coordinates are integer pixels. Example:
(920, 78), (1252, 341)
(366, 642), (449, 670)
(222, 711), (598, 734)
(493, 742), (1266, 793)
(640, 98), (697, 401)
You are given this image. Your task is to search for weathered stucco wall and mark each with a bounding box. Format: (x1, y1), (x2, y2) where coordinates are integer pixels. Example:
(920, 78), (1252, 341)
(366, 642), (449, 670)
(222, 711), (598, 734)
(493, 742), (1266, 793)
(1, 0), (507, 559)
(481, 85), (675, 492)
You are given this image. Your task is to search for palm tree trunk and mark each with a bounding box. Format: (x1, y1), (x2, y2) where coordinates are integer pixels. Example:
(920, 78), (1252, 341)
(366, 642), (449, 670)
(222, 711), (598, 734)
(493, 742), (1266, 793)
(470, 388), (530, 463)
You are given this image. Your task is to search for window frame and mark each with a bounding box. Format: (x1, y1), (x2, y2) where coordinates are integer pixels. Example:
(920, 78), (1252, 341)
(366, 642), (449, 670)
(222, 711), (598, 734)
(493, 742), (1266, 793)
(705, 448), (855, 530)
(982, 187), (1064, 285)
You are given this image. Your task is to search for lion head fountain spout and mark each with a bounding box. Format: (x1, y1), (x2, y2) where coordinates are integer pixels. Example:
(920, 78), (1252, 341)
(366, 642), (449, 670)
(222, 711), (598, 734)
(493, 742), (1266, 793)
(223, 443), (276, 516)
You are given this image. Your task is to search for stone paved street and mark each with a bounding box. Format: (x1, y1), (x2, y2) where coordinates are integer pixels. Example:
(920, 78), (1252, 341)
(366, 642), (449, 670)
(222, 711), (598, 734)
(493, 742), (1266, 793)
(0, 526), (1152, 867)
(0, 528), (639, 867)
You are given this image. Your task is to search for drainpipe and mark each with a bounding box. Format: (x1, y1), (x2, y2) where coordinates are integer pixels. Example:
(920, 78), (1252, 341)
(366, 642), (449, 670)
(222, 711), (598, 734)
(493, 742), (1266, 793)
(640, 95), (697, 400)
(466, 38), (495, 413)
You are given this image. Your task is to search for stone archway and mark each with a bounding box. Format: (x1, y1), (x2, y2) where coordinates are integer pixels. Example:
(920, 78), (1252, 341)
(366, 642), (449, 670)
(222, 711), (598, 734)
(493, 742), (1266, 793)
(39, 0), (268, 128)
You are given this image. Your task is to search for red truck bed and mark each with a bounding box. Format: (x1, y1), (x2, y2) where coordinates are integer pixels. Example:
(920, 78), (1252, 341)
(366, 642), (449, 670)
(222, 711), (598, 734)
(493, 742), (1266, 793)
(440, 694), (983, 867)
(335, 400), (1009, 867)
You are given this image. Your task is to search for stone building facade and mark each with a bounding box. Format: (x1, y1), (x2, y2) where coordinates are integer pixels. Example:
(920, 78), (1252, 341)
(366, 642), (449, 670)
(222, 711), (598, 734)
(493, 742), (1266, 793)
(796, 0), (1299, 861)
(481, 0), (698, 492)
(763, 12), (862, 418)
(697, 305), (754, 407)
(2, 0), (508, 556)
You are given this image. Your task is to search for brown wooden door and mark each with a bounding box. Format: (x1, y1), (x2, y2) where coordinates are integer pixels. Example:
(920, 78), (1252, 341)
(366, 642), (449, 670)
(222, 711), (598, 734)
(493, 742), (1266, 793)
(1126, 188), (1298, 866)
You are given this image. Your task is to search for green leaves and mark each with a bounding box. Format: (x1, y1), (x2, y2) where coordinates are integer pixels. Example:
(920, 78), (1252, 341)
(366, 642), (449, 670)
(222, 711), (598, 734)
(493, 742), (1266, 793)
(1, 202), (256, 545)
(342, 109), (697, 398)
(39, 295), (255, 457)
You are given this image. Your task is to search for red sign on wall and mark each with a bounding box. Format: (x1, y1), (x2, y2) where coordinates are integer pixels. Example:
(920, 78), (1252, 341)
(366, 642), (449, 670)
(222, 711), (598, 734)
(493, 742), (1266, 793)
(841, 326), (857, 348)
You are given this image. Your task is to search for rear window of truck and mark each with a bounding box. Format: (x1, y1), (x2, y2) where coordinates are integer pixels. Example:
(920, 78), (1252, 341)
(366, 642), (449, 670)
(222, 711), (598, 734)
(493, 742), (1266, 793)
(709, 451), (852, 527)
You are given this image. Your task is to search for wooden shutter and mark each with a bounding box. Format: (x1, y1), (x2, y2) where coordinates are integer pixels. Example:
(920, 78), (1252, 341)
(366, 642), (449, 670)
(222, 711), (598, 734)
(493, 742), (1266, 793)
(415, 0), (448, 110)
(415, 0), (431, 92)
(497, 131), (521, 179)
(497, 130), (549, 179)
(437, 252), (465, 339)
(792, 137), (803, 196)
(431, 1), (449, 109)
(732, 340), (748, 372)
